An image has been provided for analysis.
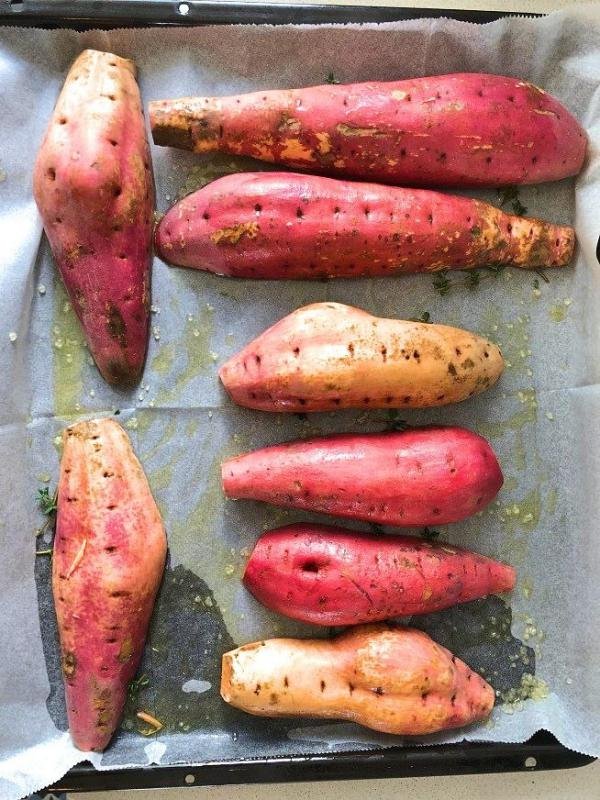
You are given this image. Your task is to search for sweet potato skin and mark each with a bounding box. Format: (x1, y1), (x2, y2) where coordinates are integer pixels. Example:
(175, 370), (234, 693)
(150, 73), (586, 187)
(244, 523), (516, 625)
(221, 624), (494, 735)
(156, 172), (574, 278)
(52, 418), (167, 752)
(33, 49), (154, 386)
(222, 427), (503, 527)
(219, 302), (504, 412)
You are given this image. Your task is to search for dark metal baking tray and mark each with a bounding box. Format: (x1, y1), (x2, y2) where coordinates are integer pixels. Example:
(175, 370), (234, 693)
(0, 0), (594, 791)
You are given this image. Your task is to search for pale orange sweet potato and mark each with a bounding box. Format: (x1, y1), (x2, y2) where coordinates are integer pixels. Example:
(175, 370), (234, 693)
(221, 624), (495, 735)
(219, 302), (504, 412)
(53, 418), (166, 751)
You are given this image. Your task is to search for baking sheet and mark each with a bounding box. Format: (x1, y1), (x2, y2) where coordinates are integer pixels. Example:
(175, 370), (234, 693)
(1, 6), (600, 798)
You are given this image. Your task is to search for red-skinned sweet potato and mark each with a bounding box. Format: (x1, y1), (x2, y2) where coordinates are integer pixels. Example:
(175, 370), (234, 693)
(244, 523), (516, 625)
(219, 303), (504, 412)
(150, 73), (586, 187)
(33, 50), (154, 386)
(53, 418), (167, 751)
(155, 172), (574, 278)
(221, 624), (495, 735)
(222, 426), (503, 527)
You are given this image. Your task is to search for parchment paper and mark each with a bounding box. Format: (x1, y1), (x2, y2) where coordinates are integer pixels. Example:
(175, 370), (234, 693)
(1, 6), (600, 798)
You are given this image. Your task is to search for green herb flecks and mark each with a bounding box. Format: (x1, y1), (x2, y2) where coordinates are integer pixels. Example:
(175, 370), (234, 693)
(422, 527), (441, 541)
(497, 185), (528, 216)
(325, 71), (340, 85)
(128, 673), (150, 703)
(386, 410), (410, 432)
(38, 486), (58, 515)
(408, 311), (432, 323)
(534, 268), (549, 284)
(432, 270), (451, 296)
(432, 264), (505, 296)
(465, 270), (481, 290)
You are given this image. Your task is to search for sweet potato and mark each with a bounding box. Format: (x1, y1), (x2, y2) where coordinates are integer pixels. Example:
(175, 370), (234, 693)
(150, 73), (586, 187)
(219, 302), (503, 412)
(52, 418), (167, 751)
(155, 172), (574, 278)
(33, 50), (154, 386)
(222, 426), (503, 527)
(244, 523), (516, 625)
(221, 624), (494, 735)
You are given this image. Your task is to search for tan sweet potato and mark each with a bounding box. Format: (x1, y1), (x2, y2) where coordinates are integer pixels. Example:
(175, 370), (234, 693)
(221, 624), (495, 735)
(219, 302), (504, 412)
(53, 418), (167, 751)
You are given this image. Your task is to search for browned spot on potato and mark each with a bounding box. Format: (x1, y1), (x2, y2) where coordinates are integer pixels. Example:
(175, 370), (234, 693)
(448, 363), (458, 377)
(62, 651), (76, 678)
(210, 221), (259, 246)
(118, 635), (134, 663)
(320, 680), (326, 692)
(336, 123), (385, 137)
(106, 304), (127, 347)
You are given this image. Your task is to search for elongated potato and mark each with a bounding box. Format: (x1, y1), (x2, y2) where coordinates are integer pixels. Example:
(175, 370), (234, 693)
(53, 419), (167, 751)
(219, 302), (503, 412)
(33, 50), (154, 386)
(150, 73), (586, 187)
(222, 427), (503, 527)
(244, 523), (516, 625)
(221, 624), (494, 735)
(156, 172), (575, 278)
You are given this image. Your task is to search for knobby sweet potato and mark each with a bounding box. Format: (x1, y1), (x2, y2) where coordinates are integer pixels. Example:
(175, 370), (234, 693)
(53, 418), (167, 751)
(150, 73), (586, 187)
(219, 302), (504, 412)
(221, 624), (495, 735)
(222, 426), (503, 527)
(155, 172), (574, 278)
(33, 49), (154, 386)
(244, 523), (516, 625)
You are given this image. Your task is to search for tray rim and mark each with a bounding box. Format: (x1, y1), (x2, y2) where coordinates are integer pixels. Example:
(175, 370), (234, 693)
(0, 0), (537, 28)
(51, 732), (594, 792)
(2, 0), (594, 791)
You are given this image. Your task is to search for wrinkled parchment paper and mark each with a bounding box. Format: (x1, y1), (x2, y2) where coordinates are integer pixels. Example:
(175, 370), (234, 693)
(1, 6), (600, 797)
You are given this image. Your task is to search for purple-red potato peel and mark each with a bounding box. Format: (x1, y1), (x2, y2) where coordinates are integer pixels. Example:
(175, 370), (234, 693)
(53, 419), (167, 751)
(222, 427), (503, 527)
(244, 523), (516, 625)
(221, 624), (495, 735)
(150, 73), (586, 187)
(155, 172), (574, 278)
(219, 303), (504, 412)
(33, 49), (154, 386)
